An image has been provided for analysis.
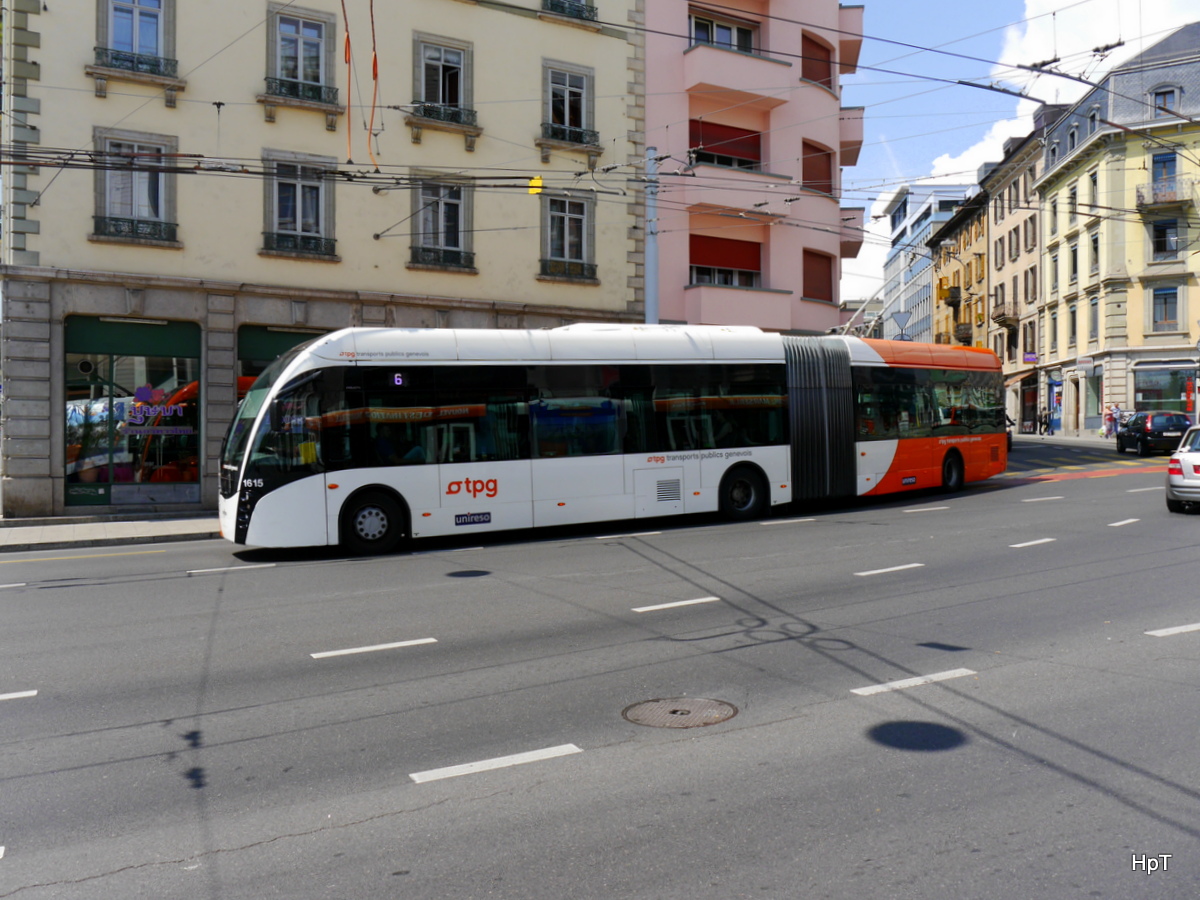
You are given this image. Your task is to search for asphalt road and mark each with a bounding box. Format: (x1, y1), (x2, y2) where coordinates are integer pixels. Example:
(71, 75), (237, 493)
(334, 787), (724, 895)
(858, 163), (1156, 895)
(2, 450), (1198, 898)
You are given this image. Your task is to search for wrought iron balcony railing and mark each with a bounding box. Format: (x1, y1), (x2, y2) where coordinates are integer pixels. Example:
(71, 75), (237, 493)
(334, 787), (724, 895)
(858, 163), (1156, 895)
(94, 216), (177, 242)
(263, 232), (337, 256)
(953, 323), (974, 345)
(542, 0), (599, 20)
(410, 246), (475, 269)
(541, 258), (597, 280)
(264, 77), (339, 106)
(410, 103), (478, 127)
(94, 47), (178, 78)
(541, 122), (600, 146)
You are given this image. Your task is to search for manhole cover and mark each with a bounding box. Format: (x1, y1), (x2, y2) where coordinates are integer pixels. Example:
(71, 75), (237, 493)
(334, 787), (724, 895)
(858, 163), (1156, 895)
(621, 698), (738, 728)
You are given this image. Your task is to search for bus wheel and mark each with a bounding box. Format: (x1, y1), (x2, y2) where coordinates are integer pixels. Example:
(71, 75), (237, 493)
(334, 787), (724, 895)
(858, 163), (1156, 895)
(342, 491), (405, 555)
(941, 452), (965, 493)
(719, 466), (769, 521)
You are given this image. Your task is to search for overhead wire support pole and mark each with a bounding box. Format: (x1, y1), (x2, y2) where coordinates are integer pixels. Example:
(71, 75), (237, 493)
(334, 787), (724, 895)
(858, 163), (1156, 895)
(645, 146), (659, 325)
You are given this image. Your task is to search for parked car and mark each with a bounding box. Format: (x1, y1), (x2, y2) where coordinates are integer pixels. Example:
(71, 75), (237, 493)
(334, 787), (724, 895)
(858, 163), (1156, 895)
(1116, 410), (1193, 456)
(1166, 426), (1200, 513)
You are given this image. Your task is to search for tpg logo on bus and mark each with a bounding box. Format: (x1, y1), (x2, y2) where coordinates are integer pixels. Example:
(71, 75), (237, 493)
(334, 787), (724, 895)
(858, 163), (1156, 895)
(446, 478), (498, 498)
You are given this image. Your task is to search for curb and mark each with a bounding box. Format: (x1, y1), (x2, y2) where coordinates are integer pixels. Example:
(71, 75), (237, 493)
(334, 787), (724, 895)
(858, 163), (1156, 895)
(0, 531), (223, 554)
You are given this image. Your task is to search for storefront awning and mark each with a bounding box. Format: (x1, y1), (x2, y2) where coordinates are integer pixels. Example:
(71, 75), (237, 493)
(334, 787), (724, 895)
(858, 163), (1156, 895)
(1004, 371), (1036, 387)
(1132, 360), (1197, 371)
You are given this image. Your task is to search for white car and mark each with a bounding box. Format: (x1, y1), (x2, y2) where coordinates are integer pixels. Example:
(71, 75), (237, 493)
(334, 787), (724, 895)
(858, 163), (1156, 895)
(1165, 426), (1200, 513)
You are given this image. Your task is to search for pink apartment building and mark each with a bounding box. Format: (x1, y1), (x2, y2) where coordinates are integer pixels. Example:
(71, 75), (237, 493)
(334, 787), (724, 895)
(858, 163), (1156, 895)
(645, 1), (864, 331)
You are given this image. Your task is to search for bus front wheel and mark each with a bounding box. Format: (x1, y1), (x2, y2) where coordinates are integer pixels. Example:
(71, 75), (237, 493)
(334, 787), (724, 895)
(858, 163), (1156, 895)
(719, 466), (769, 521)
(342, 491), (406, 555)
(941, 452), (965, 493)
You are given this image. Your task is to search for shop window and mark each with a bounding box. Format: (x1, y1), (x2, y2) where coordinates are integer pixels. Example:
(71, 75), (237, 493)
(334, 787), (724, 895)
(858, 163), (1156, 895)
(66, 353), (200, 500)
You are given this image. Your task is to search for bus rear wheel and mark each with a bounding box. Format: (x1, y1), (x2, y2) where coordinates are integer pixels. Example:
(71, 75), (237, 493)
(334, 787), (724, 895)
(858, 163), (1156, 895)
(941, 452), (965, 493)
(342, 491), (405, 555)
(719, 466), (769, 521)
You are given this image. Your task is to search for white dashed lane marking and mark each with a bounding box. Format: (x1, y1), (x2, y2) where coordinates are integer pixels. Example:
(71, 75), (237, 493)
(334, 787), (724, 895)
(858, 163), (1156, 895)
(855, 563), (924, 577)
(311, 638), (438, 659)
(632, 596), (720, 613)
(1145, 623), (1200, 638)
(851, 668), (977, 696)
(410, 744), (582, 783)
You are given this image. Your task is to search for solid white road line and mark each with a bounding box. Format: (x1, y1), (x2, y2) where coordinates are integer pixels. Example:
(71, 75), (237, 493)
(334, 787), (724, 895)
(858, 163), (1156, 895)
(1010, 538), (1056, 548)
(0, 583), (26, 589)
(854, 563), (925, 577)
(186, 564), (276, 575)
(1022, 496), (1064, 503)
(311, 638), (438, 659)
(632, 596), (720, 613)
(1145, 623), (1200, 637)
(0, 690), (37, 702)
(903, 506), (949, 513)
(1127, 486), (1164, 493)
(851, 668), (976, 696)
(760, 518), (816, 525)
(410, 743), (582, 783)
(1108, 519), (1140, 527)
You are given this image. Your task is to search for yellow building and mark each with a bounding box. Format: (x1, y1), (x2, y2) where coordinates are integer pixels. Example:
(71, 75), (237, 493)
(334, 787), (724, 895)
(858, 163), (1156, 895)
(928, 192), (987, 349)
(1, 0), (643, 515)
(1036, 23), (1200, 436)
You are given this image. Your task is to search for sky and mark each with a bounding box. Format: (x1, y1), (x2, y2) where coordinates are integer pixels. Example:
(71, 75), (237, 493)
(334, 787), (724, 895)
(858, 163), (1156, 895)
(839, 0), (1200, 302)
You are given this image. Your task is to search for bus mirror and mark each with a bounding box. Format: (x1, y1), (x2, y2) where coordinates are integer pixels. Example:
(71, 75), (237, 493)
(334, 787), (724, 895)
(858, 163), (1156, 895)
(269, 400), (282, 434)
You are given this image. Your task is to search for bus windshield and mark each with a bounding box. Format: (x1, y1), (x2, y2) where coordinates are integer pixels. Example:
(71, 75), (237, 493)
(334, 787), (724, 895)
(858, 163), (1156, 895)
(220, 342), (311, 471)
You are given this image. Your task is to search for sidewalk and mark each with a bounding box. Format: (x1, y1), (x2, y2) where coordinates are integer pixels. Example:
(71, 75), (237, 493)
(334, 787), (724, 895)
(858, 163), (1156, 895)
(0, 513), (221, 553)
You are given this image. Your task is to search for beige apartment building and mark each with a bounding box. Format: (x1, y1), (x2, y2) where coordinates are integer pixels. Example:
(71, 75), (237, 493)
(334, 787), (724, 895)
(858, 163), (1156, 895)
(0, 0), (644, 517)
(1036, 24), (1200, 436)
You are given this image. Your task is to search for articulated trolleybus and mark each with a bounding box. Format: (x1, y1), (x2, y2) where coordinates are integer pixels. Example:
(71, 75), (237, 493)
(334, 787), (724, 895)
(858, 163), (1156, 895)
(219, 325), (1006, 552)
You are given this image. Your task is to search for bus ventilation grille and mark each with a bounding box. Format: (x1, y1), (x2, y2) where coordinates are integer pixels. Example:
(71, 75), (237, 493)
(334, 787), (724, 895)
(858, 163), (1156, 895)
(657, 480), (682, 502)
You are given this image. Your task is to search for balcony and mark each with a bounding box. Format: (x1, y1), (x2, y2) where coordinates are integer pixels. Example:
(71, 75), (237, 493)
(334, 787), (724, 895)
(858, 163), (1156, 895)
(682, 43), (791, 113)
(540, 258), (597, 281)
(536, 122), (603, 166)
(940, 285), (962, 309)
(262, 232), (337, 257)
(676, 164), (791, 219)
(541, 0), (598, 20)
(93, 216), (177, 243)
(1135, 177), (1196, 208)
(682, 284), (794, 331)
(264, 77), (339, 106)
(839, 107), (864, 167)
(412, 103), (477, 127)
(954, 323), (974, 345)
(840, 207), (865, 258)
(410, 246), (475, 270)
(405, 104), (483, 151)
(838, 5), (863, 73)
(94, 47), (177, 78)
(991, 301), (1019, 329)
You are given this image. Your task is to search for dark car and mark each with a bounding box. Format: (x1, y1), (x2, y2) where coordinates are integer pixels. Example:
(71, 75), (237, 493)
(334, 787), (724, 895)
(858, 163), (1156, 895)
(1116, 410), (1193, 457)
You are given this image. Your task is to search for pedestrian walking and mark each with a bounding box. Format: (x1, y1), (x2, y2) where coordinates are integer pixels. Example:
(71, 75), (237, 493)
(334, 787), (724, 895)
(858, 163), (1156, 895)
(1104, 404), (1116, 438)
(1038, 407), (1049, 435)
(1112, 403), (1122, 437)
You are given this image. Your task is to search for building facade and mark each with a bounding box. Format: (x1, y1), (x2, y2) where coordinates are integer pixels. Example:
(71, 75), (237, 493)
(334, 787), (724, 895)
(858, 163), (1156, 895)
(644, 0), (864, 333)
(881, 184), (974, 343)
(0, 0), (644, 517)
(928, 190), (988, 351)
(978, 105), (1066, 432)
(1035, 23), (1200, 436)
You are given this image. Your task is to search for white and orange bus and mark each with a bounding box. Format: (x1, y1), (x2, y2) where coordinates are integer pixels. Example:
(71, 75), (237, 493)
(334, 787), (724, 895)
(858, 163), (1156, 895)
(218, 325), (1005, 552)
